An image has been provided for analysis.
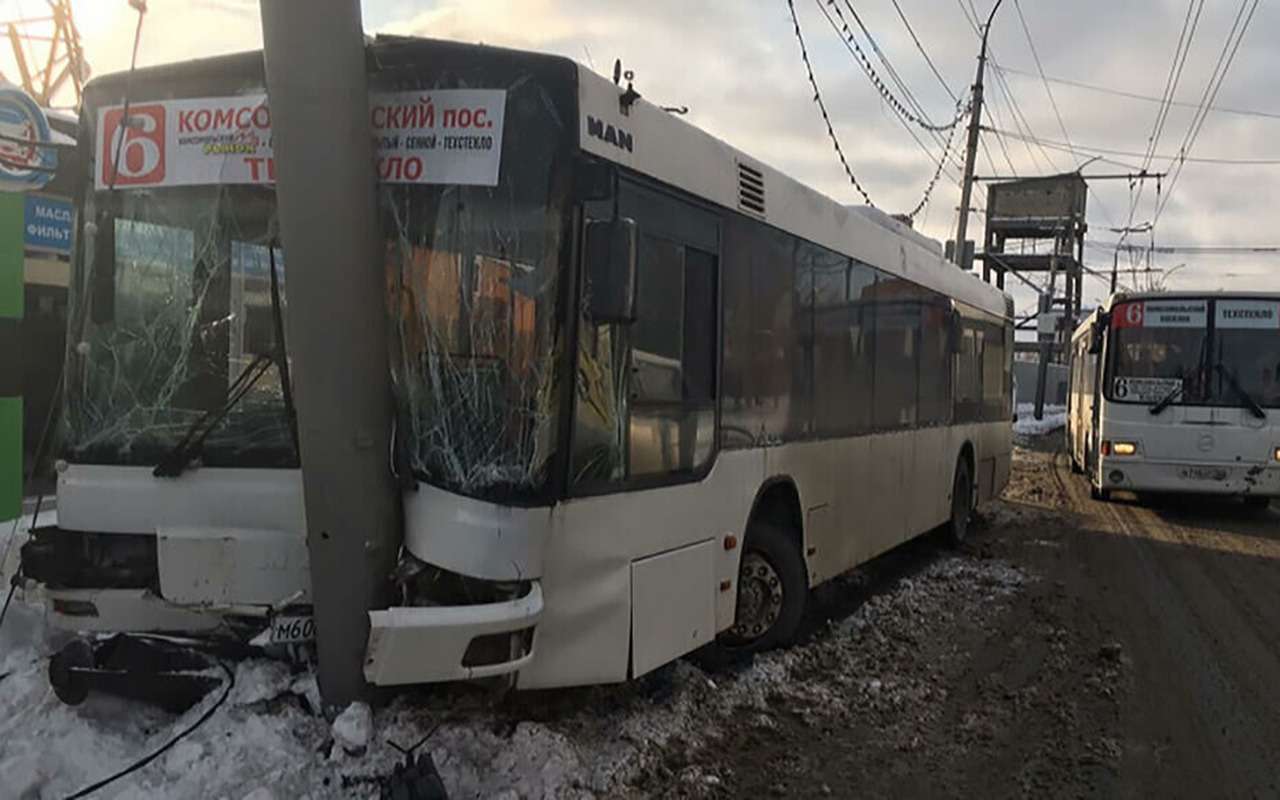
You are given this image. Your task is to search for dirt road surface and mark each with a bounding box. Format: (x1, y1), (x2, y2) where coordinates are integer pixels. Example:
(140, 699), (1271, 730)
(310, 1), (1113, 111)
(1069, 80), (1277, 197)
(638, 439), (1280, 799)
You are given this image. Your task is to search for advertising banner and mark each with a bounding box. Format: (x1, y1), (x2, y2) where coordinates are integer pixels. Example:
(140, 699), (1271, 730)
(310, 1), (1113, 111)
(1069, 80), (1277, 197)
(23, 194), (74, 255)
(96, 89), (507, 191)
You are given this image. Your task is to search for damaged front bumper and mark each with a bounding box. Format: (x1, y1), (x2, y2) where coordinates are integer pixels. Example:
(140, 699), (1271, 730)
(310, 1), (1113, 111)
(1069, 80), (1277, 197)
(364, 582), (543, 685)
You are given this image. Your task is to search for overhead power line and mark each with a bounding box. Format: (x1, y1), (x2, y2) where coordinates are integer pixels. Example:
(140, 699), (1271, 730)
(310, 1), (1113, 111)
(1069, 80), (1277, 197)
(888, 0), (958, 102)
(810, 0), (979, 216)
(983, 126), (1280, 166)
(785, 0), (875, 205)
(1155, 0), (1260, 224)
(823, 0), (967, 133)
(993, 64), (1280, 122)
(1011, 0), (1075, 160)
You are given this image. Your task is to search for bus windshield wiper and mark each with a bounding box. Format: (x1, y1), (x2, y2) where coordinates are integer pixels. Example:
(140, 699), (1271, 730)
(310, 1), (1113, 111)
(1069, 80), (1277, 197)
(153, 353), (276, 477)
(1149, 380), (1185, 416)
(1215, 363), (1267, 420)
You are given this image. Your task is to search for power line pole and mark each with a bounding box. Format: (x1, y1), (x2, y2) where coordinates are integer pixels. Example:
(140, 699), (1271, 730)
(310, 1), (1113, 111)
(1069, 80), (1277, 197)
(953, 0), (1005, 266)
(259, 0), (402, 708)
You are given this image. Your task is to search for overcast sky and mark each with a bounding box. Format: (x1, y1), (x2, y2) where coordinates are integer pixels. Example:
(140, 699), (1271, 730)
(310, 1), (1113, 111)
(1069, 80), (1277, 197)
(3, 0), (1279, 317)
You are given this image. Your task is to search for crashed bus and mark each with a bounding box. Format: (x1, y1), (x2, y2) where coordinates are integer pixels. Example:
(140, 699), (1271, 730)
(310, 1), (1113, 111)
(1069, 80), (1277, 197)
(1067, 292), (1280, 503)
(21, 36), (1013, 692)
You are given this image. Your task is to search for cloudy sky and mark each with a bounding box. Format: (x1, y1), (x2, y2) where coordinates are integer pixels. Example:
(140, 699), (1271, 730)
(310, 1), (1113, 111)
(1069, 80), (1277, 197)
(3, 0), (1279, 318)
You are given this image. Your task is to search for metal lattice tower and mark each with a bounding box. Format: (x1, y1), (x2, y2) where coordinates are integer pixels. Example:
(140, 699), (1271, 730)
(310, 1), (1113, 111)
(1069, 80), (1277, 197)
(2, 0), (89, 107)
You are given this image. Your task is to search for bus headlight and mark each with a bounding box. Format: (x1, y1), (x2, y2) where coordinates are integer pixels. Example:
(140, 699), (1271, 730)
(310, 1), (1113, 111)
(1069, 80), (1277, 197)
(1111, 441), (1138, 456)
(1273, 446), (1280, 463)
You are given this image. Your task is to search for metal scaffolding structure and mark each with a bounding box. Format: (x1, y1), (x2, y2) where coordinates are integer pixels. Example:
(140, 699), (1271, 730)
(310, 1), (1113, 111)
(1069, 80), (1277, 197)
(1, 0), (89, 108)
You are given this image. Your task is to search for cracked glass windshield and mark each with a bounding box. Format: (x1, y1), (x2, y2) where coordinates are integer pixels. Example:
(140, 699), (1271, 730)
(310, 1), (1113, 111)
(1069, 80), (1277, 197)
(382, 68), (573, 502)
(66, 184), (293, 467)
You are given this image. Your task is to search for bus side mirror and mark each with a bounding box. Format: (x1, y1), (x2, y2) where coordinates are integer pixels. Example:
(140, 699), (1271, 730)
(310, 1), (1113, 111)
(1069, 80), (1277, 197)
(584, 217), (638, 324)
(1088, 314), (1107, 355)
(89, 215), (116, 324)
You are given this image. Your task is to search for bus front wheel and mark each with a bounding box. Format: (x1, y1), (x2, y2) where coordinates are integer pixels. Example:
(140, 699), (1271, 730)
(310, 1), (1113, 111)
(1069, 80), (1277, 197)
(944, 458), (974, 547)
(722, 520), (807, 653)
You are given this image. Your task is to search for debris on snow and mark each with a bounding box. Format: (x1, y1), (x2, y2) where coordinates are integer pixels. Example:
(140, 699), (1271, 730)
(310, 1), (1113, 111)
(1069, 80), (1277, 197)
(332, 701), (373, 756)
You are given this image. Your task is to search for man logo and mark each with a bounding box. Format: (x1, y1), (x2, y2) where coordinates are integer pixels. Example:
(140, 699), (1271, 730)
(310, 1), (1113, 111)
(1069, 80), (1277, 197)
(587, 115), (633, 153)
(101, 104), (167, 187)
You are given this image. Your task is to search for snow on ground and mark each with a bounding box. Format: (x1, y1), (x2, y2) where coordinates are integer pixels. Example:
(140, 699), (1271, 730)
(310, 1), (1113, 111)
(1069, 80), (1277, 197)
(1014, 403), (1067, 438)
(0, 550), (1031, 800)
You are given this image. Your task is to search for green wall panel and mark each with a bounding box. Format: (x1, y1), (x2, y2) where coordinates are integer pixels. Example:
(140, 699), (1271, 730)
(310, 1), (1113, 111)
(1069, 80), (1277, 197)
(1, 191), (22, 520)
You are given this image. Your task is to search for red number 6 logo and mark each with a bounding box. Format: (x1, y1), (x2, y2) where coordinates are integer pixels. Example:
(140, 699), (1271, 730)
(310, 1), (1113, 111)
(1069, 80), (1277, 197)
(101, 104), (166, 187)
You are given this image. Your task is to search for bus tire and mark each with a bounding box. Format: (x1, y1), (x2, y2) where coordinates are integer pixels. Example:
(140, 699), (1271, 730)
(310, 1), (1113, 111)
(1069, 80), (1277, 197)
(1244, 495), (1272, 511)
(944, 458), (974, 547)
(718, 520), (807, 654)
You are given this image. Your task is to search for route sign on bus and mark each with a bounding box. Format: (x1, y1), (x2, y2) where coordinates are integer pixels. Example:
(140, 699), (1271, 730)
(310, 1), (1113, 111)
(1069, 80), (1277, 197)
(95, 89), (507, 190)
(1113, 299), (1207, 329)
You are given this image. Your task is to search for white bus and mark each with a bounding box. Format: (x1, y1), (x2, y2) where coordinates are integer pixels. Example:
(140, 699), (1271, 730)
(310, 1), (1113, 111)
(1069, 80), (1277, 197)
(1068, 292), (1280, 505)
(23, 36), (1013, 691)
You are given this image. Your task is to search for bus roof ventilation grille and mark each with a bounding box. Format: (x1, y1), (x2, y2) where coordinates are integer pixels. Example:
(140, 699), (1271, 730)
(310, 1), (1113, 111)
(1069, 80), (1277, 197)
(737, 162), (766, 216)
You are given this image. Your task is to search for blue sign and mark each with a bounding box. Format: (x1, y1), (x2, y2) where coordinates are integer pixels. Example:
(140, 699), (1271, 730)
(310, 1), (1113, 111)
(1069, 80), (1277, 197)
(0, 87), (56, 192)
(24, 194), (73, 255)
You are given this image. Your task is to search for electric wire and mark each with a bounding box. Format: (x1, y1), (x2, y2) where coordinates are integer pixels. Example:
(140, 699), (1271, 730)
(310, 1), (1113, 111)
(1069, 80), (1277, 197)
(1011, 0), (1076, 161)
(811, 0), (980, 215)
(1122, 0), (1203, 248)
(888, 0), (958, 101)
(992, 64), (1280, 123)
(1154, 0), (1260, 225)
(64, 660), (236, 799)
(785, 0), (875, 205)
(983, 126), (1280, 166)
(824, 0), (968, 133)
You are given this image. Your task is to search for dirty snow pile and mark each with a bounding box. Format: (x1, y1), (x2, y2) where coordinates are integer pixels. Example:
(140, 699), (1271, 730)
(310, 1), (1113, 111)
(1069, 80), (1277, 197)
(0, 544), (1031, 799)
(1014, 403), (1067, 438)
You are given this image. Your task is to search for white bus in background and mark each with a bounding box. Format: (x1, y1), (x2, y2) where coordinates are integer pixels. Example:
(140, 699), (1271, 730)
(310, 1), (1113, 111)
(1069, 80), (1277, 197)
(24, 36), (1013, 693)
(1067, 292), (1280, 505)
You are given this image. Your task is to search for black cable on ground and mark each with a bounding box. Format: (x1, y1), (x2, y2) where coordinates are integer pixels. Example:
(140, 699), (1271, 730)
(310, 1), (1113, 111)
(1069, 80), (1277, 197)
(64, 660), (235, 800)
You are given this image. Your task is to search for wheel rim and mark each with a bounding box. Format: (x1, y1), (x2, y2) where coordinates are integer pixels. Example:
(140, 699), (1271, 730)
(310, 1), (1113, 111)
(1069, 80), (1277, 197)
(730, 552), (785, 641)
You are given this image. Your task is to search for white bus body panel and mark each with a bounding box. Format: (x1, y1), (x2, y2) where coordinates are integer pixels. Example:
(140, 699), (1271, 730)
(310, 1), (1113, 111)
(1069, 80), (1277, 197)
(1095, 402), (1280, 497)
(46, 465), (309, 631)
(370, 422), (1009, 689)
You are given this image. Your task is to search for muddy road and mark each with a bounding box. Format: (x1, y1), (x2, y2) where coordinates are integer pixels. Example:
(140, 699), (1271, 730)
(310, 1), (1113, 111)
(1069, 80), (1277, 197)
(647, 441), (1280, 799)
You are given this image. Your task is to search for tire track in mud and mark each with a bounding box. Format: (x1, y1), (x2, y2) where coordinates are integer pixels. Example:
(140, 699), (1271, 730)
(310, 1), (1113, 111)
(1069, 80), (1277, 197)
(1050, 451), (1280, 798)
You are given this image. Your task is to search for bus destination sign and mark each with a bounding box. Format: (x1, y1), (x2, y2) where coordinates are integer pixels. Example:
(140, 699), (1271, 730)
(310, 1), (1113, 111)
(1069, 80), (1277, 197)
(95, 89), (506, 191)
(1113, 300), (1207, 329)
(1216, 299), (1280, 329)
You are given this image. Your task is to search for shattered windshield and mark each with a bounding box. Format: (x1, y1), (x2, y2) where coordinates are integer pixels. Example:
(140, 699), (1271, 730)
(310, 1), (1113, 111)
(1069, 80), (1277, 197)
(65, 184), (295, 467)
(382, 74), (572, 502)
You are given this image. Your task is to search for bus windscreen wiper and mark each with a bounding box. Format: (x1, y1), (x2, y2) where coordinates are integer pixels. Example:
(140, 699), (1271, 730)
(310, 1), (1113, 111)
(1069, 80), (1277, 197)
(153, 353), (276, 477)
(1215, 362), (1267, 420)
(1149, 380), (1185, 416)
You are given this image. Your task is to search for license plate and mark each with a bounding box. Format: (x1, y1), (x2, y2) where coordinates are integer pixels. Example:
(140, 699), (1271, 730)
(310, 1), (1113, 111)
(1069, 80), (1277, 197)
(268, 615), (315, 644)
(1182, 466), (1228, 481)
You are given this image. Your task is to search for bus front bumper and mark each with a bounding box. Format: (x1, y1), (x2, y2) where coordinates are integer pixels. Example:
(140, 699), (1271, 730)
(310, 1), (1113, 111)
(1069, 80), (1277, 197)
(1099, 458), (1280, 497)
(363, 582), (543, 685)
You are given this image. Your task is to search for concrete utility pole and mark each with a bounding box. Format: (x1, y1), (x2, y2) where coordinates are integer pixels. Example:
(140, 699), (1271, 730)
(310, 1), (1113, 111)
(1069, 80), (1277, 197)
(259, 1), (401, 707)
(953, 0), (1005, 266)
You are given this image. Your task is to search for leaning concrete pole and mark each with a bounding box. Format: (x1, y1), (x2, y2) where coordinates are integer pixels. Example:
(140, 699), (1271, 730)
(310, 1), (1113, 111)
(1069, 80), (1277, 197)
(259, 1), (401, 707)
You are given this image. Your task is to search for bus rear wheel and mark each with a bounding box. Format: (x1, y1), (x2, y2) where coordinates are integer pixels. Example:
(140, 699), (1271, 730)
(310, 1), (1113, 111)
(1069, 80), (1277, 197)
(944, 458), (974, 547)
(721, 521), (807, 653)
